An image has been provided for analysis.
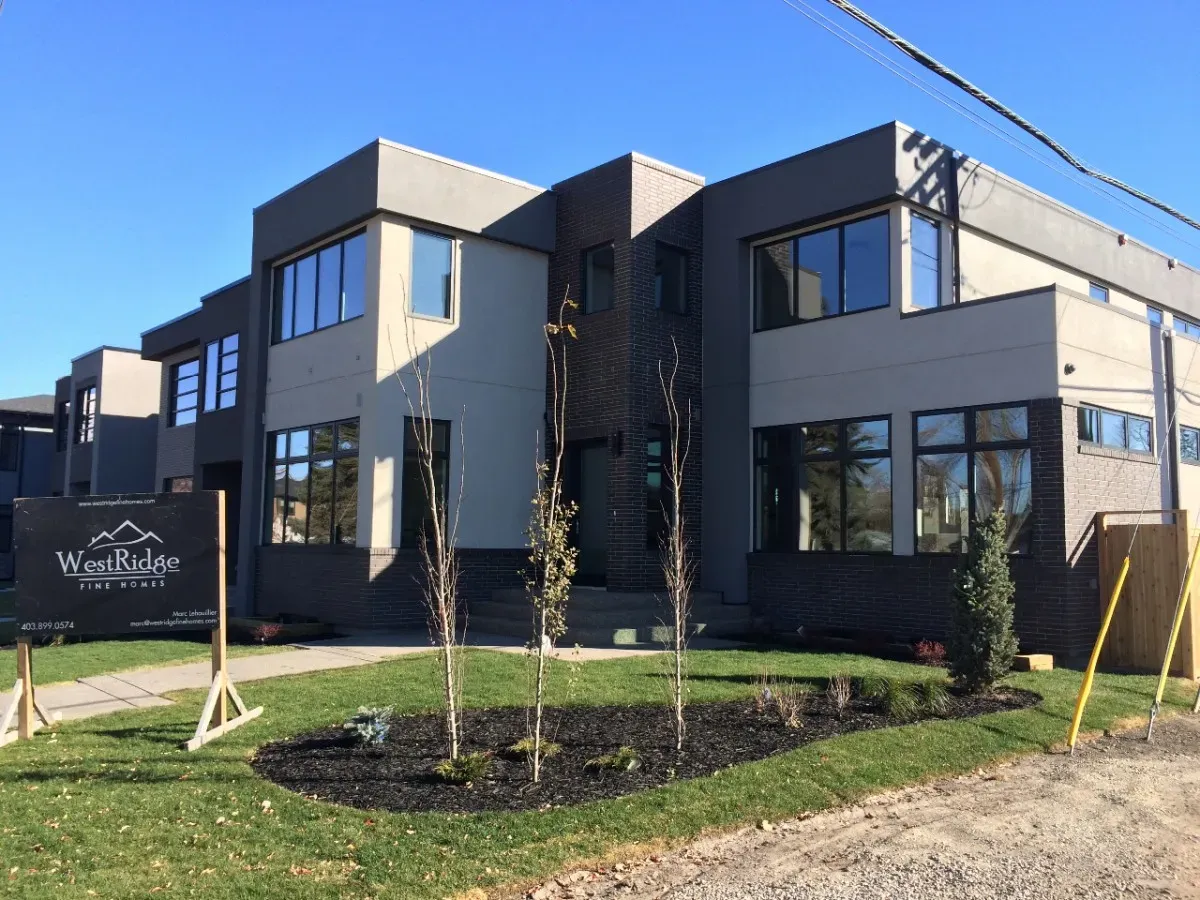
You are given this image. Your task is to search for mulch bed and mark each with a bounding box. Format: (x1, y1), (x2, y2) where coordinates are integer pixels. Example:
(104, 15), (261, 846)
(251, 687), (1038, 814)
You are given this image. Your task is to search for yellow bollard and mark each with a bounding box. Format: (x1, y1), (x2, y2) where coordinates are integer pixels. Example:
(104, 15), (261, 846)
(1067, 555), (1130, 752)
(1146, 532), (1200, 738)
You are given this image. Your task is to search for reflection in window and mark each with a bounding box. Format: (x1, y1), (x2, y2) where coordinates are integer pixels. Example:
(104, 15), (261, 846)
(74, 386), (96, 444)
(1078, 405), (1152, 454)
(272, 231), (367, 342)
(584, 244), (615, 313)
(1147, 306), (1164, 327)
(753, 212), (890, 330)
(265, 418), (359, 546)
(915, 404), (1033, 554)
(1178, 316), (1200, 340)
(1182, 426), (1200, 463)
(170, 359), (200, 426)
(646, 425), (668, 549)
(412, 231), (453, 319)
(401, 417), (450, 549)
(910, 212), (941, 309)
(204, 333), (238, 412)
(754, 417), (892, 553)
(164, 476), (193, 493)
(1089, 282), (1109, 303)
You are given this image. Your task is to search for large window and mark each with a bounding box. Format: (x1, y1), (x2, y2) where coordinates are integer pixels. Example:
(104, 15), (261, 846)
(411, 230), (453, 319)
(0, 431), (16, 471)
(754, 417), (892, 553)
(584, 244), (615, 313)
(655, 243), (687, 314)
(1077, 405), (1152, 454)
(754, 212), (890, 331)
(266, 419), (359, 546)
(272, 231), (366, 342)
(915, 404), (1032, 555)
(400, 417), (450, 549)
(74, 386), (95, 444)
(910, 212), (941, 309)
(204, 333), (239, 411)
(170, 359), (200, 426)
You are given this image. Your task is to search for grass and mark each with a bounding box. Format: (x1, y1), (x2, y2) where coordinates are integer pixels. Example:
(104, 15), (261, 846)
(0, 637), (293, 686)
(0, 648), (1192, 899)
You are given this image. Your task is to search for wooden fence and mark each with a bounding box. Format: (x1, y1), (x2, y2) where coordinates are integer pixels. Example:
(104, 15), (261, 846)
(1095, 510), (1199, 679)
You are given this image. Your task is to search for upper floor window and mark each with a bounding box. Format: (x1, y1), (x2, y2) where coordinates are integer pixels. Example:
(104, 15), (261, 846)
(0, 430), (17, 471)
(655, 243), (688, 314)
(272, 231), (366, 343)
(401, 417), (450, 549)
(910, 212), (941, 309)
(74, 386), (96, 444)
(1177, 316), (1200, 340)
(204, 333), (238, 412)
(55, 400), (69, 452)
(915, 404), (1032, 555)
(584, 243), (615, 313)
(1078, 404), (1152, 454)
(754, 417), (892, 553)
(1089, 282), (1109, 303)
(170, 359), (200, 427)
(411, 231), (453, 319)
(266, 419), (359, 546)
(1148, 306), (1164, 327)
(1180, 425), (1200, 464)
(754, 212), (890, 331)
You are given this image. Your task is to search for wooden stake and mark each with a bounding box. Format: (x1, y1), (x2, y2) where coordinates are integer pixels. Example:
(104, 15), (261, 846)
(17, 639), (34, 740)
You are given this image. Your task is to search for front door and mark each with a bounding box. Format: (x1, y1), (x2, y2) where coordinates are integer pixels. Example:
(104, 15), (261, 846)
(565, 440), (608, 586)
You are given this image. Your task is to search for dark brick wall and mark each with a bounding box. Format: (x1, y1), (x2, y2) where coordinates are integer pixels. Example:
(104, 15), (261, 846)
(548, 155), (704, 592)
(255, 546), (526, 630)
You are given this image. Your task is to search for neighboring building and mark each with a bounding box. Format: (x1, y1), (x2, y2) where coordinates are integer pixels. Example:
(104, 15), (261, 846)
(50, 347), (160, 497)
(0, 395), (55, 580)
(75, 122), (1200, 656)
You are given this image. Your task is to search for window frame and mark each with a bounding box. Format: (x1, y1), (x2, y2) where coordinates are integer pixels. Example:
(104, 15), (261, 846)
(1147, 306), (1164, 327)
(409, 229), (455, 321)
(400, 416), (452, 550)
(1179, 425), (1200, 465)
(263, 418), (360, 547)
(1088, 282), (1110, 303)
(913, 401), (1034, 556)
(753, 210), (892, 333)
(654, 242), (689, 315)
(73, 386), (96, 445)
(204, 333), (239, 412)
(270, 229), (367, 344)
(1077, 403), (1153, 455)
(1177, 315), (1200, 341)
(646, 424), (671, 549)
(909, 210), (942, 310)
(168, 358), (201, 427)
(753, 414), (893, 555)
(55, 400), (70, 452)
(582, 242), (616, 314)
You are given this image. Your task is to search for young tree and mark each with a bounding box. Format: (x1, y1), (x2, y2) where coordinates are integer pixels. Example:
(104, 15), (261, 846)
(389, 306), (466, 761)
(949, 509), (1019, 693)
(658, 338), (694, 751)
(524, 292), (578, 783)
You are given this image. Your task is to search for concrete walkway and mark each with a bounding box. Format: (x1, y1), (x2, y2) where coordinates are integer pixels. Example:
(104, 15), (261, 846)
(1, 632), (742, 726)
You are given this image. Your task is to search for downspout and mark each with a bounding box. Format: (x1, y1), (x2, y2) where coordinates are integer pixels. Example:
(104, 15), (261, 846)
(1164, 329), (1180, 511)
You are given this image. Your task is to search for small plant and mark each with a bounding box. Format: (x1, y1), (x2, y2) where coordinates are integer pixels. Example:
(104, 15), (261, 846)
(753, 672), (772, 713)
(882, 681), (920, 721)
(584, 746), (641, 773)
(826, 673), (852, 716)
(433, 751), (493, 785)
(916, 679), (952, 717)
(856, 674), (891, 702)
(913, 639), (947, 667)
(508, 737), (561, 760)
(343, 706), (394, 746)
(950, 509), (1019, 693)
(252, 622), (284, 644)
(771, 680), (810, 729)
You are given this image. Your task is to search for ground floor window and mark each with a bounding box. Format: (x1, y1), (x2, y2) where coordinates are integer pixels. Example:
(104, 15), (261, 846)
(400, 417), (450, 550)
(266, 419), (359, 546)
(164, 476), (193, 493)
(915, 403), (1032, 554)
(1077, 404), (1152, 454)
(754, 417), (892, 553)
(646, 425), (670, 549)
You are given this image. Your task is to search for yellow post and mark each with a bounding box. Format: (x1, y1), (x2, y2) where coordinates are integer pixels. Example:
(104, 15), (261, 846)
(1067, 554), (1130, 752)
(1146, 529), (1200, 738)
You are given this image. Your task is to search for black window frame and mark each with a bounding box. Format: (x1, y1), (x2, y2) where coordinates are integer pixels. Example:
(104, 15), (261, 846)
(1088, 282), (1110, 303)
(73, 386), (96, 445)
(654, 242), (688, 315)
(646, 424), (672, 549)
(169, 358), (201, 427)
(582, 242), (616, 314)
(0, 430), (17, 472)
(55, 400), (70, 452)
(264, 418), (360, 547)
(409, 229), (455, 320)
(1180, 425), (1200, 464)
(204, 333), (239, 412)
(1077, 404), (1153, 455)
(753, 415), (893, 554)
(753, 210), (892, 332)
(913, 401), (1033, 556)
(271, 229), (367, 344)
(400, 416), (451, 550)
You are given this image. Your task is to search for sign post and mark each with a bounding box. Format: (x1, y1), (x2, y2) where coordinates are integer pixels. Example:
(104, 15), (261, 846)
(2, 490), (261, 750)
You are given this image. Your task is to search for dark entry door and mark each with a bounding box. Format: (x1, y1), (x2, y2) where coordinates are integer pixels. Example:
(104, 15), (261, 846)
(565, 440), (608, 587)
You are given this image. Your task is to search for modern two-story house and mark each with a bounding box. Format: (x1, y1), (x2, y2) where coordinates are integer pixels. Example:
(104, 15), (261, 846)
(0, 395), (54, 580)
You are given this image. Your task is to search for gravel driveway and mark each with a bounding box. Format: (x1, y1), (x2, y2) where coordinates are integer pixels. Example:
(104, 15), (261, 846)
(523, 713), (1200, 900)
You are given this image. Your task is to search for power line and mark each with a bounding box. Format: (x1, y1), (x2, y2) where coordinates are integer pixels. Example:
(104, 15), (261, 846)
(822, 0), (1200, 232)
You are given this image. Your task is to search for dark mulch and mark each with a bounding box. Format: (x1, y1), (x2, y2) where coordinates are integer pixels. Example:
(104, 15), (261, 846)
(251, 688), (1038, 814)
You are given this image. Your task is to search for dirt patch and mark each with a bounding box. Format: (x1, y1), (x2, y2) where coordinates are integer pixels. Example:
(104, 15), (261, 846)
(515, 712), (1200, 900)
(251, 689), (1036, 814)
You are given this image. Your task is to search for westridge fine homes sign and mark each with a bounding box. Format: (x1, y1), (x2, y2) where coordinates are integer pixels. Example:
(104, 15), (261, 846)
(14, 492), (221, 637)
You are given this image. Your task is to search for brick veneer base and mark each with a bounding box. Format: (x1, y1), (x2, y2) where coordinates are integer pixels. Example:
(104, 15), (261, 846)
(255, 546), (527, 630)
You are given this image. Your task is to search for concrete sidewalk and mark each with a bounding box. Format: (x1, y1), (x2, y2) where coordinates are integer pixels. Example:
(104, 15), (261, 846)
(2, 632), (741, 726)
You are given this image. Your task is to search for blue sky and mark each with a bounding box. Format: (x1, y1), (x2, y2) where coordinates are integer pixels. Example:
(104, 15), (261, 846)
(1, 0), (1197, 399)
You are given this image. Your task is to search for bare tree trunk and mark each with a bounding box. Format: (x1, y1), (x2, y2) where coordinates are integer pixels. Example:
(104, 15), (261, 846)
(659, 338), (694, 752)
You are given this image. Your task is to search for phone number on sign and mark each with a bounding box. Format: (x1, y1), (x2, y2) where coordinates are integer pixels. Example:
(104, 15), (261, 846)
(20, 621), (75, 632)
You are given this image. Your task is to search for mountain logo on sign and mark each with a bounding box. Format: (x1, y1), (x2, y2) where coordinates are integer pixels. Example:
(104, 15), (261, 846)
(87, 521), (164, 551)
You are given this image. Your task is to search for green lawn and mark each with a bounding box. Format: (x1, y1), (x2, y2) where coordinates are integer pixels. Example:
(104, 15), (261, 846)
(0, 648), (1191, 900)
(0, 638), (293, 686)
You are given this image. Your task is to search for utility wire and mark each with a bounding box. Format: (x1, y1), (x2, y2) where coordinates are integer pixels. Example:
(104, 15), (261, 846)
(820, 0), (1200, 232)
(776, 0), (1200, 256)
